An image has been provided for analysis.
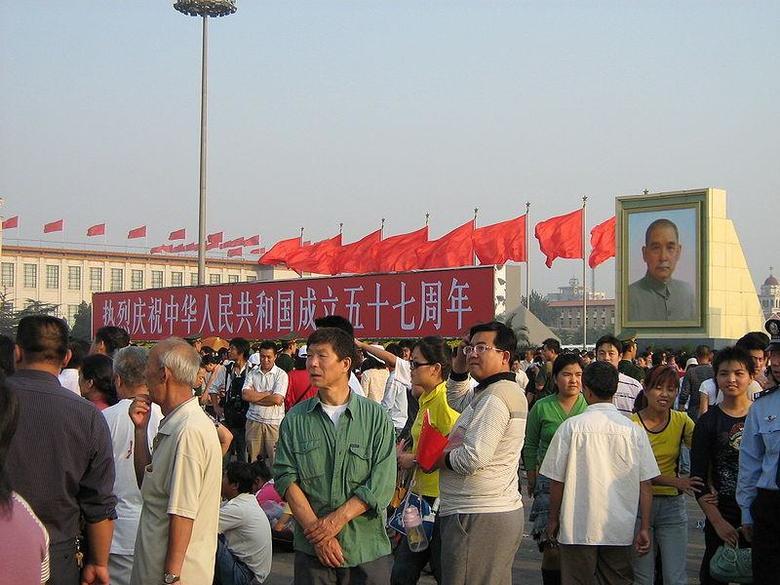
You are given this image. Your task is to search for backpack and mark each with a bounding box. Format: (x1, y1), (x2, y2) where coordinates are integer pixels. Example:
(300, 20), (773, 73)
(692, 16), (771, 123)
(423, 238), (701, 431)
(223, 363), (251, 428)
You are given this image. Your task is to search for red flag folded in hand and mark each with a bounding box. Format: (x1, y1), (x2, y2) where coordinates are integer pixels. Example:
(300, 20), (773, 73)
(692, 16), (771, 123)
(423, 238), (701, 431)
(534, 208), (583, 268)
(336, 229), (382, 274)
(128, 225), (147, 239)
(259, 236), (302, 266)
(2, 216), (19, 230)
(207, 231), (223, 245)
(227, 247), (243, 258)
(589, 216), (616, 268)
(86, 223), (106, 237)
(44, 219), (64, 233)
(168, 228), (186, 241)
(244, 235), (260, 247)
(473, 215), (527, 265)
(416, 410), (450, 473)
(418, 221), (475, 269)
(286, 234), (343, 274)
(377, 226), (429, 273)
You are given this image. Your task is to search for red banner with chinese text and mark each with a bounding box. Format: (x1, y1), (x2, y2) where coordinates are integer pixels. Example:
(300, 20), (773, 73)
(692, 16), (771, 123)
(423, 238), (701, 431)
(92, 266), (496, 341)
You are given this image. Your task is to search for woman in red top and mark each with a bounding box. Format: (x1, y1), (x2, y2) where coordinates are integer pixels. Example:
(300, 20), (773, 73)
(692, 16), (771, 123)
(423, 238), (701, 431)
(284, 346), (317, 411)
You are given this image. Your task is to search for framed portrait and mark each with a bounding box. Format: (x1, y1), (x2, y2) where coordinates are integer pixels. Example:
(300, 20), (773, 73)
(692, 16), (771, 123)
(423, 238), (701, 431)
(618, 191), (705, 329)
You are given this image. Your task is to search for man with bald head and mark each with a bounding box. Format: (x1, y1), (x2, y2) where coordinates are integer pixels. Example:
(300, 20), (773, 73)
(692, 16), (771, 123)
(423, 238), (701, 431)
(628, 218), (695, 322)
(129, 338), (223, 585)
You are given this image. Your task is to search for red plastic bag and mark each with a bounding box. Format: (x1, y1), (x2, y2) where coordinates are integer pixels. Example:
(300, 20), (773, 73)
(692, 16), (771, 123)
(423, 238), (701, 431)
(416, 409), (449, 472)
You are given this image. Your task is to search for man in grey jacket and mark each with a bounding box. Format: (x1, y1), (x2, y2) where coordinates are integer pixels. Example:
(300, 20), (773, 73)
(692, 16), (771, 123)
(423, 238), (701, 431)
(431, 321), (527, 585)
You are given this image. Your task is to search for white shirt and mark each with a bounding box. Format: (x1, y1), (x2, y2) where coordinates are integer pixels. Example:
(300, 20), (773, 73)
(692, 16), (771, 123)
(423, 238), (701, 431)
(242, 365), (288, 425)
(380, 371), (409, 430)
(348, 372), (365, 397)
(540, 402), (659, 546)
(514, 369), (529, 391)
(219, 493), (272, 583)
(699, 378), (762, 405)
(58, 368), (81, 395)
(102, 398), (164, 554)
(613, 372), (643, 418)
(247, 352), (261, 367)
(321, 402), (349, 426)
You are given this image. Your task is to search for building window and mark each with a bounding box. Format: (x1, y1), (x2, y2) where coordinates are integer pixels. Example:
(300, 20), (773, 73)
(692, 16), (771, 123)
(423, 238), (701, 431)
(68, 266), (81, 290)
(228, 275), (239, 283)
(67, 304), (80, 325)
(209, 274), (221, 285)
(190, 273), (198, 286)
(171, 272), (183, 287)
(245, 275), (256, 282)
(151, 270), (163, 288)
(110, 269), (124, 291)
(131, 270), (144, 290)
(46, 265), (59, 289)
(90, 268), (103, 291)
(2, 301), (13, 313)
(1, 263), (13, 288)
(23, 264), (37, 288)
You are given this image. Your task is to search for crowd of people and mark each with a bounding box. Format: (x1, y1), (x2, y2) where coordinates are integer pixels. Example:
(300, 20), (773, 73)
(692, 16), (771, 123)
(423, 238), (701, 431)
(0, 313), (778, 585)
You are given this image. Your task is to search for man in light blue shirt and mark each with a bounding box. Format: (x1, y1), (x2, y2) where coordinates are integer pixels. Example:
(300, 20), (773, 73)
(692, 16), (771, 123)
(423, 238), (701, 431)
(737, 318), (780, 584)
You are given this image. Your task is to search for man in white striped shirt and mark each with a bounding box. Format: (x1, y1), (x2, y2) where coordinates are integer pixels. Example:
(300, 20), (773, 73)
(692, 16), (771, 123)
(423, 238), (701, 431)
(596, 335), (643, 417)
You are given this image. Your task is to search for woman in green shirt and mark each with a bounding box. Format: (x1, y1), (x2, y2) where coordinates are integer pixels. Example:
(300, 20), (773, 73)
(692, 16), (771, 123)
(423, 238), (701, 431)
(522, 352), (588, 585)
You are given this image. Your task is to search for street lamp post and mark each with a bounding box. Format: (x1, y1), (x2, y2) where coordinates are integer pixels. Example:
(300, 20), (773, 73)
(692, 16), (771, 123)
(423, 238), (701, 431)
(173, 0), (237, 285)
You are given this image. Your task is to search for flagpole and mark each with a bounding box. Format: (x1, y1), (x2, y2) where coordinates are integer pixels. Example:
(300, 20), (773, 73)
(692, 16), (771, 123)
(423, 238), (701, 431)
(380, 218), (385, 240)
(473, 207), (478, 266)
(425, 212), (430, 227)
(299, 227), (304, 278)
(582, 196), (588, 350)
(339, 222), (343, 236)
(525, 201), (530, 308)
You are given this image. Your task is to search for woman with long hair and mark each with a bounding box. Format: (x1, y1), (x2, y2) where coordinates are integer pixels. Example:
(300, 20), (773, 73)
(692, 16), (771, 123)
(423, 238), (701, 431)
(522, 352), (588, 585)
(392, 336), (460, 585)
(79, 353), (118, 410)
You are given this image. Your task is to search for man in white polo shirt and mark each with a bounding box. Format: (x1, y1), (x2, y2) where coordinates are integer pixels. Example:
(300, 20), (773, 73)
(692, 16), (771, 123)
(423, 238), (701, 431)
(242, 341), (288, 465)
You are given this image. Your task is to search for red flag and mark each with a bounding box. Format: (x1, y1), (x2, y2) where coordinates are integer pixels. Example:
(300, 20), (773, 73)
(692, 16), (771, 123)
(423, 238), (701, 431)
(416, 410), (450, 473)
(286, 234), (343, 274)
(589, 216), (616, 269)
(249, 247), (265, 255)
(259, 236), (302, 266)
(377, 226), (429, 273)
(44, 219), (64, 233)
(171, 243), (185, 253)
(168, 228), (186, 241)
(418, 221), (475, 269)
(227, 247), (243, 258)
(206, 241), (221, 251)
(184, 242), (198, 252)
(207, 231), (223, 245)
(220, 237), (245, 249)
(534, 208), (583, 268)
(150, 244), (172, 254)
(128, 225), (147, 239)
(335, 229), (382, 274)
(244, 234), (260, 247)
(473, 215), (527, 265)
(2, 216), (19, 230)
(86, 223), (106, 237)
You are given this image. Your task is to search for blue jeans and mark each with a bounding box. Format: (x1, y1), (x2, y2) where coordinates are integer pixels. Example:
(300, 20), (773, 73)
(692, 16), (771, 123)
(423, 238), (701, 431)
(632, 495), (688, 585)
(214, 534), (255, 585)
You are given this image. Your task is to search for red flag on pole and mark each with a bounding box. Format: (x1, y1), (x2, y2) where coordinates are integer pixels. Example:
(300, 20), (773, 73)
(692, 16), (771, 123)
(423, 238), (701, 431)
(220, 237), (245, 249)
(171, 243), (185, 253)
(534, 209), (583, 268)
(44, 219), (64, 233)
(589, 216), (616, 268)
(87, 223), (106, 237)
(206, 241), (221, 251)
(418, 221), (475, 269)
(227, 247), (243, 258)
(2, 216), (19, 230)
(184, 242), (198, 252)
(168, 228), (186, 241)
(244, 235), (260, 247)
(473, 215), (527, 265)
(335, 229), (382, 274)
(377, 226), (429, 273)
(286, 235), (343, 274)
(207, 231), (223, 245)
(150, 245), (172, 254)
(259, 236), (302, 266)
(127, 225), (147, 239)
(249, 247), (265, 255)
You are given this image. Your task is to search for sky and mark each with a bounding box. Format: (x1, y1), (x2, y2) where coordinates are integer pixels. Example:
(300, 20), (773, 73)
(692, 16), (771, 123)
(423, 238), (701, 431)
(1, 1), (778, 297)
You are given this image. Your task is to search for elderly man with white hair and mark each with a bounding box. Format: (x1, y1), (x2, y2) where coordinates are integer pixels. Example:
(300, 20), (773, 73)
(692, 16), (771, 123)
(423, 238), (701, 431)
(129, 338), (223, 585)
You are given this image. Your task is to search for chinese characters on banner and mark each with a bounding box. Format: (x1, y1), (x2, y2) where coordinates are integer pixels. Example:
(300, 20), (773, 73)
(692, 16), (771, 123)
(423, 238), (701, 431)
(92, 266), (497, 340)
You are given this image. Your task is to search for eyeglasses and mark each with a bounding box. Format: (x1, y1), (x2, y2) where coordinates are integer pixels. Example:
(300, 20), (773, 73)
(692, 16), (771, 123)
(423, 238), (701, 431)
(410, 361), (433, 370)
(463, 344), (505, 356)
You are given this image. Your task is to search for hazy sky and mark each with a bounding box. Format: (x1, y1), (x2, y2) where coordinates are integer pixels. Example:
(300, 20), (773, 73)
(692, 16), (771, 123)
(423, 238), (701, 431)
(1, 1), (778, 297)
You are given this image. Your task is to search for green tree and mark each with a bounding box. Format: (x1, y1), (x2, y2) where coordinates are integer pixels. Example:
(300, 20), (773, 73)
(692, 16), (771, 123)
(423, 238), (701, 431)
(0, 292), (16, 337)
(523, 289), (556, 326)
(71, 302), (93, 342)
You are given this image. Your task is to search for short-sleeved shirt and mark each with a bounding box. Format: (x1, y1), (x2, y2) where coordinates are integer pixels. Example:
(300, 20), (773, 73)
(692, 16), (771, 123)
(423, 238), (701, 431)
(243, 365), (288, 425)
(522, 393), (588, 472)
(219, 493), (272, 583)
(613, 373), (643, 418)
(690, 405), (746, 504)
(631, 410), (695, 496)
(0, 493), (50, 585)
(131, 397), (223, 585)
(540, 403), (659, 545)
(700, 378), (763, 406)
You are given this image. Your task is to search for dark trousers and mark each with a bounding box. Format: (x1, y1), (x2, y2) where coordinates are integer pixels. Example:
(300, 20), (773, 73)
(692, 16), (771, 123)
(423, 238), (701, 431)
(752, 489), (780, 585)
(214, 534), (256, 585)
(559, 544), (633, 585)
(700, 503), (749, 585)
(294, 552), (392, 585)
(48, 540), (80, 585)
(226, 425), (247, 463)
(391, 518), (442, 584)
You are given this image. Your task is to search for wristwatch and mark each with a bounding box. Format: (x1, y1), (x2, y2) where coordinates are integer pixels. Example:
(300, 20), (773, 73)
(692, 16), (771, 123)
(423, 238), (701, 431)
(163, 573), (180, 584)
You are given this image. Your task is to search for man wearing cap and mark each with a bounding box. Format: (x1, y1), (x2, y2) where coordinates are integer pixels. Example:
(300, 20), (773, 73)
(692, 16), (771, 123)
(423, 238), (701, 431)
(737, 318), (780, 584)
(276, 334), (300, 373)
(628, 218), (695, 322)
(618, 335), (645, 383)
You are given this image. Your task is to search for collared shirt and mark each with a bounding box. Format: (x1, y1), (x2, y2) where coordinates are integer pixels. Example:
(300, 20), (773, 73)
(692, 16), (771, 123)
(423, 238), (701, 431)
(243, 365), (288, 425)
(737, 387), (780, 524)
(131, 398), (222, 585)
(273, 391), (396, 567)
(628, 273), (695, 322)
(6, 369), (117, 546)
(613, 372), (644, 418)
(380, 370), (409, 431)
(540, 402), (659, 545)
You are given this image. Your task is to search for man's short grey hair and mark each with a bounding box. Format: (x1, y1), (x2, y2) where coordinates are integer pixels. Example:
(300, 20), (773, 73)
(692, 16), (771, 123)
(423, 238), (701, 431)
(156, 337), (200, 387)
(113, 346), (148, 388)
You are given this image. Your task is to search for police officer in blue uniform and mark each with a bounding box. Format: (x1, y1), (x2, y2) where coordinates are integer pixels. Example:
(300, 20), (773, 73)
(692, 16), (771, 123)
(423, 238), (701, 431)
(737, 317), (780, 584)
